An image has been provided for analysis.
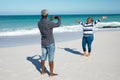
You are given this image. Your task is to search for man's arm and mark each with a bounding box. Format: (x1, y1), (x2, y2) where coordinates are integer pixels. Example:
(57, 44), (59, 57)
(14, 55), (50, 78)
(49, 17), (61, 28)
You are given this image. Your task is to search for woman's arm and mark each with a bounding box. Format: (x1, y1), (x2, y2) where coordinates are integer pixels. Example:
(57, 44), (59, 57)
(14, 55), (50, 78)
(94, 16), (107, 25)
(76, 20), (85, 25)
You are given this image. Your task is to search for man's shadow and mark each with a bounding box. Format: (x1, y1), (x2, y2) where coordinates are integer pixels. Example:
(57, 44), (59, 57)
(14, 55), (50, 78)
(26, 55), (50, 75)
(63, 48), (83, 55)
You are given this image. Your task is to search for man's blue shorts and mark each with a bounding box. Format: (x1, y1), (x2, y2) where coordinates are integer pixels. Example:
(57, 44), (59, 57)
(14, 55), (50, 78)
(41, 43), (55, 62)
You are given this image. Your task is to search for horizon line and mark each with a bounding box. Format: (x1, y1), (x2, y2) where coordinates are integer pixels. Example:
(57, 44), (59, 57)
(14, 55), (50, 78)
(0, 13), (120, 16)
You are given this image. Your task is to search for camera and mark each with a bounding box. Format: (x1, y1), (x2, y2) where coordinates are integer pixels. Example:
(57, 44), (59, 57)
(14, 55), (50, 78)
(54, 16), (59, 19)
(50, 16), (60, 21)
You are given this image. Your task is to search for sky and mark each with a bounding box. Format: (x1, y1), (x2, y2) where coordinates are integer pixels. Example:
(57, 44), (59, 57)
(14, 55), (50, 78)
(0, 0), (120, 15)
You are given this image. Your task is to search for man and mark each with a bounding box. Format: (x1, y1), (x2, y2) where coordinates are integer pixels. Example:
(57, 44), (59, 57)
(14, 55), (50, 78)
(38, 9), (61, 77)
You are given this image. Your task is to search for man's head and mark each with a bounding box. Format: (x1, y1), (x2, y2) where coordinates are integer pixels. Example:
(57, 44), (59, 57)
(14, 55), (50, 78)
(41, 9), (48, 18)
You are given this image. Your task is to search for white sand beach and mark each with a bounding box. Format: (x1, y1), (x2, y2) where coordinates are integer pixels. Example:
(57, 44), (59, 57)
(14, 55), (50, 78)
(0, 31), (120, 80)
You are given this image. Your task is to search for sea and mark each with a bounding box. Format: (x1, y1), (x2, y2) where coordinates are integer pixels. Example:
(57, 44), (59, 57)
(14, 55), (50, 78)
(0, 14), (120, 37)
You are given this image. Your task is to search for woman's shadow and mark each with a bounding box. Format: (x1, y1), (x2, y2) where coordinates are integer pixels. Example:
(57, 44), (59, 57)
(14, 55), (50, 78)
(62, 48), (83, 55)
(26, 55), (50, 75)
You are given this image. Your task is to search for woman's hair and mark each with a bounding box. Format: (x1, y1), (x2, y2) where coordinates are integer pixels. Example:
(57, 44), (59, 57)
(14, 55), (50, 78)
(87, 17), (94, 22)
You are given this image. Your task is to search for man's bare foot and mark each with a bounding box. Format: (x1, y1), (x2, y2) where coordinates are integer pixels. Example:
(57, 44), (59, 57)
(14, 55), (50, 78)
(50, 73), (58, 77)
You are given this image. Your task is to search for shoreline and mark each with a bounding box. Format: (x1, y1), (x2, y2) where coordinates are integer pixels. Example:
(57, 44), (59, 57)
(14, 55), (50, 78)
(0, 32), (82, 48)
(0, 29), (120, 48)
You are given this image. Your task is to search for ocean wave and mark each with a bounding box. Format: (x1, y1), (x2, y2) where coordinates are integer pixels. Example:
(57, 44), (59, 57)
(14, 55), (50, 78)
(54, 25), (82, 33)
(0, 25), (82, 37)
(0, 22), (120, 37)
(0, 29), (40, 36)
(95, 22), (120, 27)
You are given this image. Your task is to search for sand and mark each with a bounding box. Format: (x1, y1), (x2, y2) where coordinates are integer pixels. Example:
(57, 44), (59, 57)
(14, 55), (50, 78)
(0, 31), (120, 80)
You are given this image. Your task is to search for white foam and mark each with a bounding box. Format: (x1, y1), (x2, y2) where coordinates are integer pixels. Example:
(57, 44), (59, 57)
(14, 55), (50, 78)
(0, 29), (39, 36)
(0, 22), (120, 37)
(95, 22), (120, 27)
(53, 25), (82, 33)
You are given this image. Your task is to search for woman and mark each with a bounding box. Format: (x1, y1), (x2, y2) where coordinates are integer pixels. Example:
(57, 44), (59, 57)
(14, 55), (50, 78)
(76, 16), (107, 57)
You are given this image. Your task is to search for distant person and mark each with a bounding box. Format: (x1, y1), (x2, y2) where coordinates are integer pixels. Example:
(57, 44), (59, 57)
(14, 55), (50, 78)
(76, 16), (107, 57)
(38, 9), (61, 77)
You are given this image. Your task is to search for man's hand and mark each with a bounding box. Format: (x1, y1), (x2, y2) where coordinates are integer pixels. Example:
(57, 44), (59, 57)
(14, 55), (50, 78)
(50, 16), (55, 21)
(58, 16), (61, 21)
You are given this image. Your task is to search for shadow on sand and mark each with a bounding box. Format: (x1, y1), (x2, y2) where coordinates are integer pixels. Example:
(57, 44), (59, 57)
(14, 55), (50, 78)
(63, 48), (83, 55)
(26, 55), (50, 75)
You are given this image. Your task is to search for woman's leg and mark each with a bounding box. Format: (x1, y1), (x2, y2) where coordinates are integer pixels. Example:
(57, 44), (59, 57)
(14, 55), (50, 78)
(82, 37), (87, 55)
(87, 36), (94, 56)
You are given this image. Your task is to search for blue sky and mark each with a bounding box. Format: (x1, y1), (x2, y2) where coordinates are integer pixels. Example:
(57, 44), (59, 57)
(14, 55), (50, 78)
(0, 0), (120, 15)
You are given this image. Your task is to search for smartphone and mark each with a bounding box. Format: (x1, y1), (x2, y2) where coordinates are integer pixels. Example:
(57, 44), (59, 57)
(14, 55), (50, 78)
(54, 16), (59, 19)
